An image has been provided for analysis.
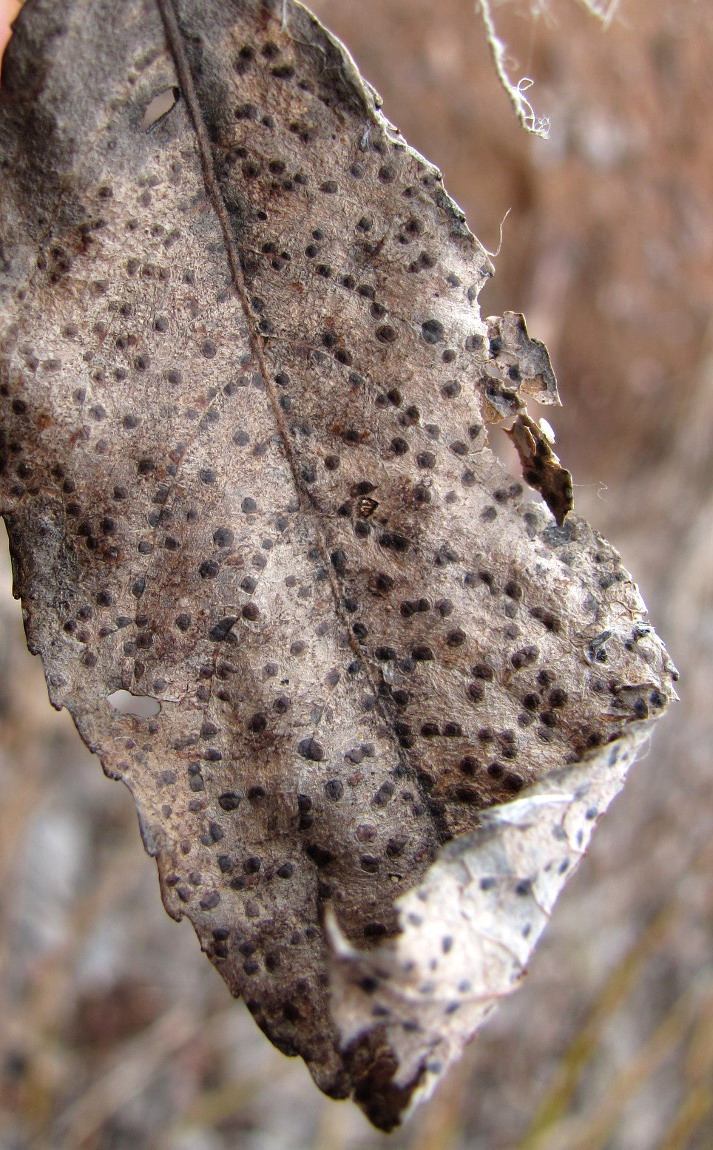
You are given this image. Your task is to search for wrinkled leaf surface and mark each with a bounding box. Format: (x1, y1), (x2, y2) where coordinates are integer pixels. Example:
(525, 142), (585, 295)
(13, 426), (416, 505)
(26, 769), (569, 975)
(0, 0), (676, 1128)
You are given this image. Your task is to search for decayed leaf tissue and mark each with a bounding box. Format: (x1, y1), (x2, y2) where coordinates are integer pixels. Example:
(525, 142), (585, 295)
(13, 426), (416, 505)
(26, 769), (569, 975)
(0, 0), (678, 1130)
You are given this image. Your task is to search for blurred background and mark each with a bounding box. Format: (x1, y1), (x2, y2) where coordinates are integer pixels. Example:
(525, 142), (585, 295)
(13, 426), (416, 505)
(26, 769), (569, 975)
(1, 0), (712, 1146)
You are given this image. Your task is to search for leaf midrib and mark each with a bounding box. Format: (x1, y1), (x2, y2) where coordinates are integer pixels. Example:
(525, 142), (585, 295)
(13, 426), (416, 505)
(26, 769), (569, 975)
(155, 0), (446, 834)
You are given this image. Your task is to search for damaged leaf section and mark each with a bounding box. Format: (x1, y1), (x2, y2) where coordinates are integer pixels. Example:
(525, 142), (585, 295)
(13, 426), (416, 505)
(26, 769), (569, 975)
(506, 412), (574, 526)
(487, 311), (560, 407)
(328, 728), (648, 1127)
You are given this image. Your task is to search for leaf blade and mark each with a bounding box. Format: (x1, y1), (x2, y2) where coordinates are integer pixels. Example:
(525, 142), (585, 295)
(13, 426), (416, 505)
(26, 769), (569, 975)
(0, 0), (676, 1128)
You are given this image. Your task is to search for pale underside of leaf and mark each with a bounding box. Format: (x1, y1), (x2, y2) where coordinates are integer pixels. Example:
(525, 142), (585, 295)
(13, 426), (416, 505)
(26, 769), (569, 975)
(0, 0), (676, 1130)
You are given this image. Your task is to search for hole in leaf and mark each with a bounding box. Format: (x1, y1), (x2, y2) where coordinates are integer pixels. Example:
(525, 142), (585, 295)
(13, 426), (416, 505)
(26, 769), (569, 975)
(141, 87), (180, 131)
(107, 689), (161, 718)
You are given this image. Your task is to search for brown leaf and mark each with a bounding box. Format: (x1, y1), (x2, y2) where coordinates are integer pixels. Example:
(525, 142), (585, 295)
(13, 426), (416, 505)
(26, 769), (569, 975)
(0, 0), (677, 1129)
(506, 412), (574, 527)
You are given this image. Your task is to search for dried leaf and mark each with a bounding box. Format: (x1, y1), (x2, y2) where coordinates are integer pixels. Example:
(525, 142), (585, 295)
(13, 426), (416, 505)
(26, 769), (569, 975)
(506, 412), (573, 526)
(0, 0), (677, 1130)
(486, 312), (560, 408)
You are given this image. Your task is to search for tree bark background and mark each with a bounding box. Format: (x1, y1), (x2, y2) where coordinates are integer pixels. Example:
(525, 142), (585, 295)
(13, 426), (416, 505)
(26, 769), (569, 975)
(1, 1), (711, 1147)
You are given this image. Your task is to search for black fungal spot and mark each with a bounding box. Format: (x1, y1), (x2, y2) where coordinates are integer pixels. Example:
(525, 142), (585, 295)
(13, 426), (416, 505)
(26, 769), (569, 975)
(372, 781), (395, 808)
(305, 843), (334, 868)
(421, 319), (445, 344)
(450, 786), (478, 805)
(412, 645), (434, 661)
(372, 573), (394, 593)
(504, 773), (524, 793)
(511, 646), (540, 670)
(375, 646), (396, 661)
(330, 549), (348, 573)
(530, 606), (562, 633)
(379, 532), (410, 553)
(210, 617), (237, 642)
(298, 738), (326, 762)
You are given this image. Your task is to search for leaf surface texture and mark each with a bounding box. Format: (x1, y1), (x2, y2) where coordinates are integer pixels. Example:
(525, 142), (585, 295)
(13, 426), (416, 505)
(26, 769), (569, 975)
(0, 0), (676, 1128)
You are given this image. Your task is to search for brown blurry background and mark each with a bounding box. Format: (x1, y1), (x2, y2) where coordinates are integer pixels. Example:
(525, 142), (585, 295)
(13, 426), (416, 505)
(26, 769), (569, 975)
(1, 1), (712, 1147)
